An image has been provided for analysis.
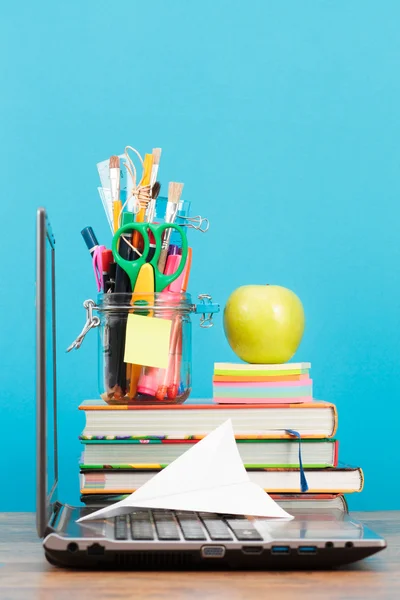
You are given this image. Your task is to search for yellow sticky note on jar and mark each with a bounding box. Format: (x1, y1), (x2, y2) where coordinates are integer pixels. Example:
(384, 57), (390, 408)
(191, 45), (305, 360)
(124, 314), (172, 368)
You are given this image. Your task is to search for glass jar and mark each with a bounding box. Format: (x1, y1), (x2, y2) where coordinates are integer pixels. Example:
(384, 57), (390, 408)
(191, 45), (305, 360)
(68, 293), (219, 405)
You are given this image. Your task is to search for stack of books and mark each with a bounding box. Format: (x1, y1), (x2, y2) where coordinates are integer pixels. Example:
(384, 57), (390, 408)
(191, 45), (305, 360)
(213, 362), (313, 404)
(78, 384), (363, 512)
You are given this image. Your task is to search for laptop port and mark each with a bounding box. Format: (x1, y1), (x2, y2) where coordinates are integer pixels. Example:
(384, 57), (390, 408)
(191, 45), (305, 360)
(298, 546), (317, 555)
(67, 542), (78, 553)
(87, 543), (105, 556)
(201, 545), (226, 558)
(271, 546), (290, 555)
(242, 545), (263, 555)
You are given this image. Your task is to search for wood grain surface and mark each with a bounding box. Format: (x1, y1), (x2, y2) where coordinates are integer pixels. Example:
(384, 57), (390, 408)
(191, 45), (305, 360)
(0, 511), (398, 600)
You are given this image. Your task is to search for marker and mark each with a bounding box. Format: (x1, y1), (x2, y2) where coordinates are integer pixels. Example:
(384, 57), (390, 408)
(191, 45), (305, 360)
(92, 245), (107, 291)
(100, 249), (114, 292)
(81, 227), (100, 257)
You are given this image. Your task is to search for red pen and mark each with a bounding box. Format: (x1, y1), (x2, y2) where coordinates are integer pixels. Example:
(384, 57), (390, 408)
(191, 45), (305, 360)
(100, 249), (114, 292)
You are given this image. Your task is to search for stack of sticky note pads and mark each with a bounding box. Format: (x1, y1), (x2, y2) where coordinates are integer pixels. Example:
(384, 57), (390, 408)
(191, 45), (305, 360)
(213, 362), (313, 404)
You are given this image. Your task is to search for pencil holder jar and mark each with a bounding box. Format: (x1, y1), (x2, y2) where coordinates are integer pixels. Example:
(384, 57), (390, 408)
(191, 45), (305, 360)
(69, 293), (219, 405)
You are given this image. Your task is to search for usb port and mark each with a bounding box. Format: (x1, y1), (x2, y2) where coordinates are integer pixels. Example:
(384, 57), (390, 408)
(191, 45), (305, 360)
(298, 546), (317, 555)
(271, 546), (290, 555)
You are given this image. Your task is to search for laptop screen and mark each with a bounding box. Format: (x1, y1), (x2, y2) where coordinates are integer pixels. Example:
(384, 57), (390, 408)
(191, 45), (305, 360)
(36, 208), (58, 537)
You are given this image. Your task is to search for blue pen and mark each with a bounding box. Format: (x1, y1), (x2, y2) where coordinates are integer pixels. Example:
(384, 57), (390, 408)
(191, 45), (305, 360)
(81, 226), (100, 257)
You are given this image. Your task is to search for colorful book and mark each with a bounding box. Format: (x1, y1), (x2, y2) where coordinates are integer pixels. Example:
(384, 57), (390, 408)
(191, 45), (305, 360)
(80, 438), (338, 469)
(79, 492), (349, 513)
(271, 494), (348, 513)
(79, 465), (363, 494)
(79, 400), (337, 439)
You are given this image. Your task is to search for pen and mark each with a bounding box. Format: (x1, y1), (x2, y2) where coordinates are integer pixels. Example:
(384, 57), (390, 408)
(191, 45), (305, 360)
(92, 245), (107, 292)
(100, 249), (114, 292)
(81, 227), (106, 290)
(81, 226), (100, 257)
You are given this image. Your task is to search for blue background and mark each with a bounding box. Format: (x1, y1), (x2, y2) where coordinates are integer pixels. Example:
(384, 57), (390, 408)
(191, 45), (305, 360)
(0, 1), (398, 511)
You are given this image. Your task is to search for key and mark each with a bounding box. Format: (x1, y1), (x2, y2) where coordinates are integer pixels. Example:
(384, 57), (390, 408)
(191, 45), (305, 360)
(130, 511), (154, 540)
(114, 515), (128, 540)
(226, 519), (263, 541)
(153, 512), (180, 541)
(176, 513), (207, 541)
(201, 518), (233, 541)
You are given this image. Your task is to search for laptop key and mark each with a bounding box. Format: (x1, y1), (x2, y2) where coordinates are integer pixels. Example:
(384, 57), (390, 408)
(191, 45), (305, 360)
(153, 512), (181, 541)
(114, 515), (128, 540)
(176, 513), (207, 541)
(202, 518), (233, 541)
(226, 519), (263, 541)
(130, 511), (154, 540)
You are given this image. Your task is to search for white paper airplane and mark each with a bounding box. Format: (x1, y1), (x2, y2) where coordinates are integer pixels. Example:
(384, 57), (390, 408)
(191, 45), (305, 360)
(77, 419), (293, 522)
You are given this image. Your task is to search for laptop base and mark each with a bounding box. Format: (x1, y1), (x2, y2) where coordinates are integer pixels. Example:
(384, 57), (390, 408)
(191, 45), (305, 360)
(42, 503), (386, 570)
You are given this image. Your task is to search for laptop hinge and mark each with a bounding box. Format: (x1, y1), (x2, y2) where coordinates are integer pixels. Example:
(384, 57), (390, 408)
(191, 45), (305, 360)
(45, 501), (71, 535)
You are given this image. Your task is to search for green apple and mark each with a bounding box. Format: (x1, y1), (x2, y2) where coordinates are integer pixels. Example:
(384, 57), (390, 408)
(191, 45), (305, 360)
(223, 285), (305, 364)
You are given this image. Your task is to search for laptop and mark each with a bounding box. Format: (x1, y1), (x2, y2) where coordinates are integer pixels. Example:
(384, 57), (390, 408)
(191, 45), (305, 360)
(36, 207), (386, 569)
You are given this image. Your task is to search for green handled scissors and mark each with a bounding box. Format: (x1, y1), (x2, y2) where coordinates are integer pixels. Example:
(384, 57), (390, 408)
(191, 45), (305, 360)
(111, 222), (188, 292)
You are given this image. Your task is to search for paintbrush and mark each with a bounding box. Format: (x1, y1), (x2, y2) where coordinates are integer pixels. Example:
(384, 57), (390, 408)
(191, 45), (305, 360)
(147, 182), (162, 261)
(146, 181), (161, 224)
(146, 148), (161, 223)
(109, 155), (121, 232)
(157, 182), (184, 273)
(152, 181), (161, 201)
(150, 148), (161, 186)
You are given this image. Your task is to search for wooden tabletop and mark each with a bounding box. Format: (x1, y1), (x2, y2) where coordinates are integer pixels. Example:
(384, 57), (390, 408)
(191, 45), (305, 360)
(0, 511), (398, 600)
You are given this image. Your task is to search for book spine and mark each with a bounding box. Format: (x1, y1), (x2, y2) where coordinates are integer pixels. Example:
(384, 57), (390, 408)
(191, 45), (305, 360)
(333, 439), (339, 467)
(330, 405), (339, 437)
(339, 495), (349, 513)
(358, 468), (365, 492)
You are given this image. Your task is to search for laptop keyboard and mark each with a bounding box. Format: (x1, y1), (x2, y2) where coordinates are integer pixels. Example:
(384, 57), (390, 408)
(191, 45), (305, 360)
(113, 510), (263, 542)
